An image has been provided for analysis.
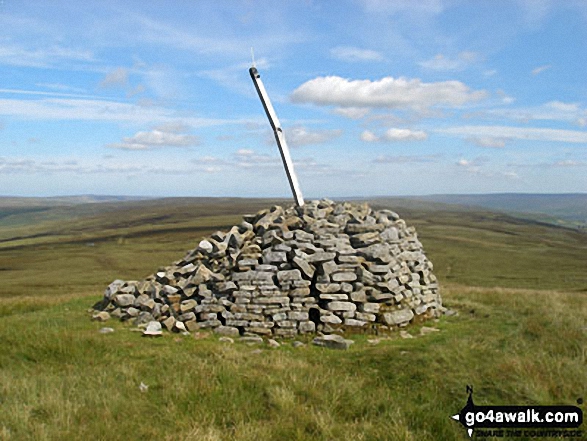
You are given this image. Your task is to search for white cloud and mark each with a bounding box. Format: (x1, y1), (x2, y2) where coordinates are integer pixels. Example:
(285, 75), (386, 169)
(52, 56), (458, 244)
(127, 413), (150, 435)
(199, 58), (270, 96)
(419, 51), (479, 71)
(484, 69), (498, 77)
(466, 136), (507, 148)
(531, 64), (551, 75)
(439, 125), (587, 144)
(555, 160), (586, 167)
(107, 127), (200, 150)
(477, 100), (587, 125)
(291, 76), (487, 110)
(332, 107), (370, 119)
(330, 46), (384, 62)
(497, 89), (515, 105)
(286, 126), (343, 147)
(361, 130), (379, 142)
(546, 101), (579, 112)
(373, 154), (441, 164)
(455, 157), (519, 179)
(0, 43), (95, 69)
(0, 155), (226, 175)
(361, 128), (427, 142)
(0, 95), (237, 127)
(100, 67), (129, 88)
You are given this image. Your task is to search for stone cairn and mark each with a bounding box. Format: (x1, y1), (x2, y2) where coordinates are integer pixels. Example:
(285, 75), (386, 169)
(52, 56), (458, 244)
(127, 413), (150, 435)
(93, 199), (443, 338)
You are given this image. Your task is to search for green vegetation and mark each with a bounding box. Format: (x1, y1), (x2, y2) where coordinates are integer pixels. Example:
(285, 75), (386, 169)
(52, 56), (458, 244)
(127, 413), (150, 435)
(0, 198), (585, 440)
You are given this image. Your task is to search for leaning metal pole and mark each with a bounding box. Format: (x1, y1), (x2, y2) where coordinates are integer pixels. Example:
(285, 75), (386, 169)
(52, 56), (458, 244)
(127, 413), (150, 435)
(249, 66), (305, 207)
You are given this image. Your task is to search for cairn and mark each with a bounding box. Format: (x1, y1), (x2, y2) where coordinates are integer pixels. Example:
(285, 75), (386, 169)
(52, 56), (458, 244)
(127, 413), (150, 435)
(93, 199), (443, 337)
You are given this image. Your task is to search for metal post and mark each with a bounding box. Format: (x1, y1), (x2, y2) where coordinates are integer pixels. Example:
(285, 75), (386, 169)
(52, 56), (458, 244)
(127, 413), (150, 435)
(249, 66), (305, 207)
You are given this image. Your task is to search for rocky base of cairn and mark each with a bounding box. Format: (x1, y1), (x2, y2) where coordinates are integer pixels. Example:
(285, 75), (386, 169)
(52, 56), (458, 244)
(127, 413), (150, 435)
(93, 199), (444, 337)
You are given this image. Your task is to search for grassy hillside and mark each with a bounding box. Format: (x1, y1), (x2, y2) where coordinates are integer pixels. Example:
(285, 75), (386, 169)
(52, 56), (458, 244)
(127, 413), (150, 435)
(0, 198), (585, 440)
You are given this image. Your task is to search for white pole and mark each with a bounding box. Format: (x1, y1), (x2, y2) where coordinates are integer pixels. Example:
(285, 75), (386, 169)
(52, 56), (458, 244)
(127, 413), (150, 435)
(249, 66), (305, 207)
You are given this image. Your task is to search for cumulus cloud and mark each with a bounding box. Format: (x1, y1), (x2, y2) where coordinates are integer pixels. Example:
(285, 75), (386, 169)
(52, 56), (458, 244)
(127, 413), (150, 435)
(531, 64), (551, 75)
(291, 76), (487, 110)
(361, 128), (427, 142)
(100, 67), (129, 88)
(286, 126), (343, 147)
(330, 46), (384, 62)
(419, 51), (479, 71)
(107, 125), (200, 150)
(439, 125), (587, 144)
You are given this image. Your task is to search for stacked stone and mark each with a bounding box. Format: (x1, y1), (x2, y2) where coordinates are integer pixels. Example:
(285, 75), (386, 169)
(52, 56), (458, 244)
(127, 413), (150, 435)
(94, 199), (443, 336)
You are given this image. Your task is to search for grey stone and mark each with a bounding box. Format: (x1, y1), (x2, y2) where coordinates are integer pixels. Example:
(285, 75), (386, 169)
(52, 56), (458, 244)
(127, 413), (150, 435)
(239, 336), (264, 344)
(307, 251), (337, 263)
(355, 312), (376, 322)
(332, 272), (357, 282)
(143, 321), (163, 337)
(382, 309), (414, 326)
(360, 303), (380, 313)
(320, 314), (342, 324)
(126, 307), (140, 317)
(98, 327), (114, 334)
(113, 294), (136, 307)
(197, 239), (214, 254)
(214, 326), (240, 337)
(326, 301), (357, 312)
(92, 311), (110, 322)
(312, 334), (354, 350)
(344, 318), (367, 327)
(163, 316), (176, 331)
(267, 339), (281, 348)
(316, 283), (341, 293)
(277, 269), (302, 283)
(298, 321), (315, 333)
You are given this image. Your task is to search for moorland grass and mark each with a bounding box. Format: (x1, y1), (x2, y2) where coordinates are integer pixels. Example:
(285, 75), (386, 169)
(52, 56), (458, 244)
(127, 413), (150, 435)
(0, 198), (585, 440)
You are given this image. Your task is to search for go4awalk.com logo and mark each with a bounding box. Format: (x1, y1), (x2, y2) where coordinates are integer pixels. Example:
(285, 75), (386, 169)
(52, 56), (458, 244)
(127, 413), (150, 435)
(451, 386), (584, 438)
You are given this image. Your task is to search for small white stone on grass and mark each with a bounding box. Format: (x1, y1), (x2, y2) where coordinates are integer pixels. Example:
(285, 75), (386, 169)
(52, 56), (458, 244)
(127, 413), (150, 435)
(399, 330), (413, 339)
(99, 327), (114, 334)
(139, 382), (149, 393)
(267, 339), (280, 348)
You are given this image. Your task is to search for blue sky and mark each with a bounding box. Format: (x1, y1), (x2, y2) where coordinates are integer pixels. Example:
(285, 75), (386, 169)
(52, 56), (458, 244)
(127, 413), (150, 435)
(0, 0), (586, 198)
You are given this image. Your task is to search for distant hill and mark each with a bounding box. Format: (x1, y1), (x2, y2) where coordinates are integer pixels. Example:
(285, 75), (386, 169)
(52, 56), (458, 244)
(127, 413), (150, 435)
(402, 193), (587, 227)
(0, 195), (152, 208)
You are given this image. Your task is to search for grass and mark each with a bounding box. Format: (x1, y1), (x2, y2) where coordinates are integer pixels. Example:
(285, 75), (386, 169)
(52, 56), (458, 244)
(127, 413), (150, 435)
(0, 197), (586, 440)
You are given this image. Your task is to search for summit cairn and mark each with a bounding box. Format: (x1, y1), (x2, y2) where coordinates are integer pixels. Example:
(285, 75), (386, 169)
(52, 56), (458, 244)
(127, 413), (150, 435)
(93, 199), (443, 337)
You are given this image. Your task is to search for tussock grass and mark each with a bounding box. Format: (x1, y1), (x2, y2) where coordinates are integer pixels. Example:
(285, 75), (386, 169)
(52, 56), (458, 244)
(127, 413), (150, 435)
(0, 286), (584, 440)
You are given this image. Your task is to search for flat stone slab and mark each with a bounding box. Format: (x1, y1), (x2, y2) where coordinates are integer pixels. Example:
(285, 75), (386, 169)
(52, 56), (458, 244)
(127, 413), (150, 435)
(312, 334), (354, 350)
